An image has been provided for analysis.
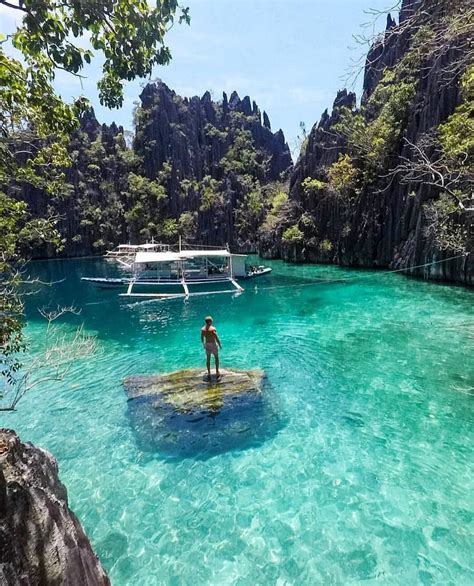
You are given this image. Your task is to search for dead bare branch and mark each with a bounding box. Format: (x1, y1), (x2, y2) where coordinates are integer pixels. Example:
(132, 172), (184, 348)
(387, 136), (474, 210)
(0, 323), (98, 411)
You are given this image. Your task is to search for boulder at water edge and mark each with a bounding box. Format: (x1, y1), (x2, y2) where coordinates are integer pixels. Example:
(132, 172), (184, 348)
(0, 429), (110, 586)
(124, 368), (281, 458)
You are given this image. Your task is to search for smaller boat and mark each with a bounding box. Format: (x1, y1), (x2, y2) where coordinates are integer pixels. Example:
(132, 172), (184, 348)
(243, 265), (272, 279)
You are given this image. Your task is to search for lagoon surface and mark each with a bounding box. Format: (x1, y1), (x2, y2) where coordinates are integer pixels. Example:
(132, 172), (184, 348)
(3, 257), (473, 584)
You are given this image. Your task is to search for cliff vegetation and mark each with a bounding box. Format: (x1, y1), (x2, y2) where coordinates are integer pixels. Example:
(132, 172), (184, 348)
(259, 0), (473, 284)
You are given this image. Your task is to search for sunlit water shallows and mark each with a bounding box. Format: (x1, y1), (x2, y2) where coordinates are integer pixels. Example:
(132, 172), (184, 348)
(3, 257), (473, 584)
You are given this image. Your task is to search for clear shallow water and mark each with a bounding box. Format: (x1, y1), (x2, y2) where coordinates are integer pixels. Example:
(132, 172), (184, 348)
(2, 257), (473, 584)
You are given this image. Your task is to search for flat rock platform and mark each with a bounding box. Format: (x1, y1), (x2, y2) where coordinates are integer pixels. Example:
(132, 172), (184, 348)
(124, 368), (264, 413)
(123, 368), (280, 458)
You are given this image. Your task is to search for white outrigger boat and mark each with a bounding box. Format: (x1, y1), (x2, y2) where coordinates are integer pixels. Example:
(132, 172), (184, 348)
(82, 244), (272, 299)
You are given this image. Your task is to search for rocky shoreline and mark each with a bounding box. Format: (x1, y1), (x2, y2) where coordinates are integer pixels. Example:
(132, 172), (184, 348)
(0, 429), (109, 586)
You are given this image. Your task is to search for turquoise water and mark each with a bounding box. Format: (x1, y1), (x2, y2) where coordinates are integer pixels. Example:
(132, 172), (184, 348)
(2, 257), (473, 584)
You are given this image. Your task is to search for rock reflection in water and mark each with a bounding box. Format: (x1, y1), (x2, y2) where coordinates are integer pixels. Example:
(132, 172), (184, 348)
(124, 368), (282, 459)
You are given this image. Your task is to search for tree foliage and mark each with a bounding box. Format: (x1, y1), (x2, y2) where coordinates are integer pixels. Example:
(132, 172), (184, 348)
(282, 224), (304, 245)
(439, 66), (474, 162)
(302, 177), (326, 198)
(257, 184), (292, 248)
(327, 154), (359, 194)
(335, 70), (416, 175)
(289, 0), (473, 256)
(1, 0), (189, 388)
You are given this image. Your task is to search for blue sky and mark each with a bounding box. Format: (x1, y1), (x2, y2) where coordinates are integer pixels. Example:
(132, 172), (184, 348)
(2, 0), (392, 152)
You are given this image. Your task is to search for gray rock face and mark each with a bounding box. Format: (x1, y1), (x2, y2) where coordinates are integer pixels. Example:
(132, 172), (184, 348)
(0, 429), (109, 586)
(124, 368), (282, 459)
(268, 0), (472, 285)
(134, 81), (293, 247)
(16, 84), (292, 258)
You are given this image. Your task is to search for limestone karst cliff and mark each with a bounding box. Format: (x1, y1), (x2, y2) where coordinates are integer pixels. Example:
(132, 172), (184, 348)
(0, 429), (109, 585)
(10, 0), (472, 285)
(17, 83), (292, 257)
(133, 81), (292, 249)
(260, 0), (473, 285)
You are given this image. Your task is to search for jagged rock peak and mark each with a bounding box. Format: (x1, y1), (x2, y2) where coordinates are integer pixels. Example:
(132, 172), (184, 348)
(275, 129), (285, 144)
(107, 121), (124, 135)
(252, 100), (261, 119)
(229, 90), (241, 109)
(263, 111), (271, 129)
(240, 95), (253, 116)
(141, 78), (168, 95)
(79, 107), (101, 138)
(139, 82), (277, 130)
(139, 79), (178, 108)
(318, 108), (330, 127)
(222, 91), (229, 114)
(333, 89), (357, 110)
(386, 13), (397, 30)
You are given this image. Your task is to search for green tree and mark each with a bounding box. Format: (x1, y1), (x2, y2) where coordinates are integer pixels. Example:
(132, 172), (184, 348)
(124, 173), (167, 240)
(327, 154), (359, 195)
(178, 211), (197, 241)
(199, 176), (221, 211)
(1, 0), (190, 390)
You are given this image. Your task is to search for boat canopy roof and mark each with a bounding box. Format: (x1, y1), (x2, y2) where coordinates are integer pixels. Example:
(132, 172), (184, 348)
(118, 243), (162, 250)
(134, 249), (233, 264)
(182, 249), (231, 258)
(135, 251), (182, 263)
(140, 243), (161, 249)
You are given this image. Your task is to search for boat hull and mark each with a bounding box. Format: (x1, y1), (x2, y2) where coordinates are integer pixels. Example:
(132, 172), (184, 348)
(241, 268), (272, 279)
(81, 277), (129, 289)
(81, 277), (242, 296)
(82, 268), (272, 289)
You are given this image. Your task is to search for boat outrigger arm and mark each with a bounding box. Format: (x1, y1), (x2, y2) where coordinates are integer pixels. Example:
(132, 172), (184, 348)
(123, 273), (243, 299)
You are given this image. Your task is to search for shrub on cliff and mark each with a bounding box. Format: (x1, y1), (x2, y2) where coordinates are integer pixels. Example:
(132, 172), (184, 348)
(439, 67), (474, 162)
(258, 187), (291, 247)
(302, 177), (327, 199)
(327, 155), (359, 194)
(335, 70), (416, 176)
(282, 225), (304, 245)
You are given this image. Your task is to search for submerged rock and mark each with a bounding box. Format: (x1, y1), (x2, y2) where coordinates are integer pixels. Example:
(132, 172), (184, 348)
(124, 368), (281, 458)
(0, 429), (109, 586)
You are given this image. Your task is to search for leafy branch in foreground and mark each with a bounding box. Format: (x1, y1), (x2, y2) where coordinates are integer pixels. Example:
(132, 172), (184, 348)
(1, 0), (190, 391)
(0, 193), (62, 384)
(1, 0), (190, 108)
